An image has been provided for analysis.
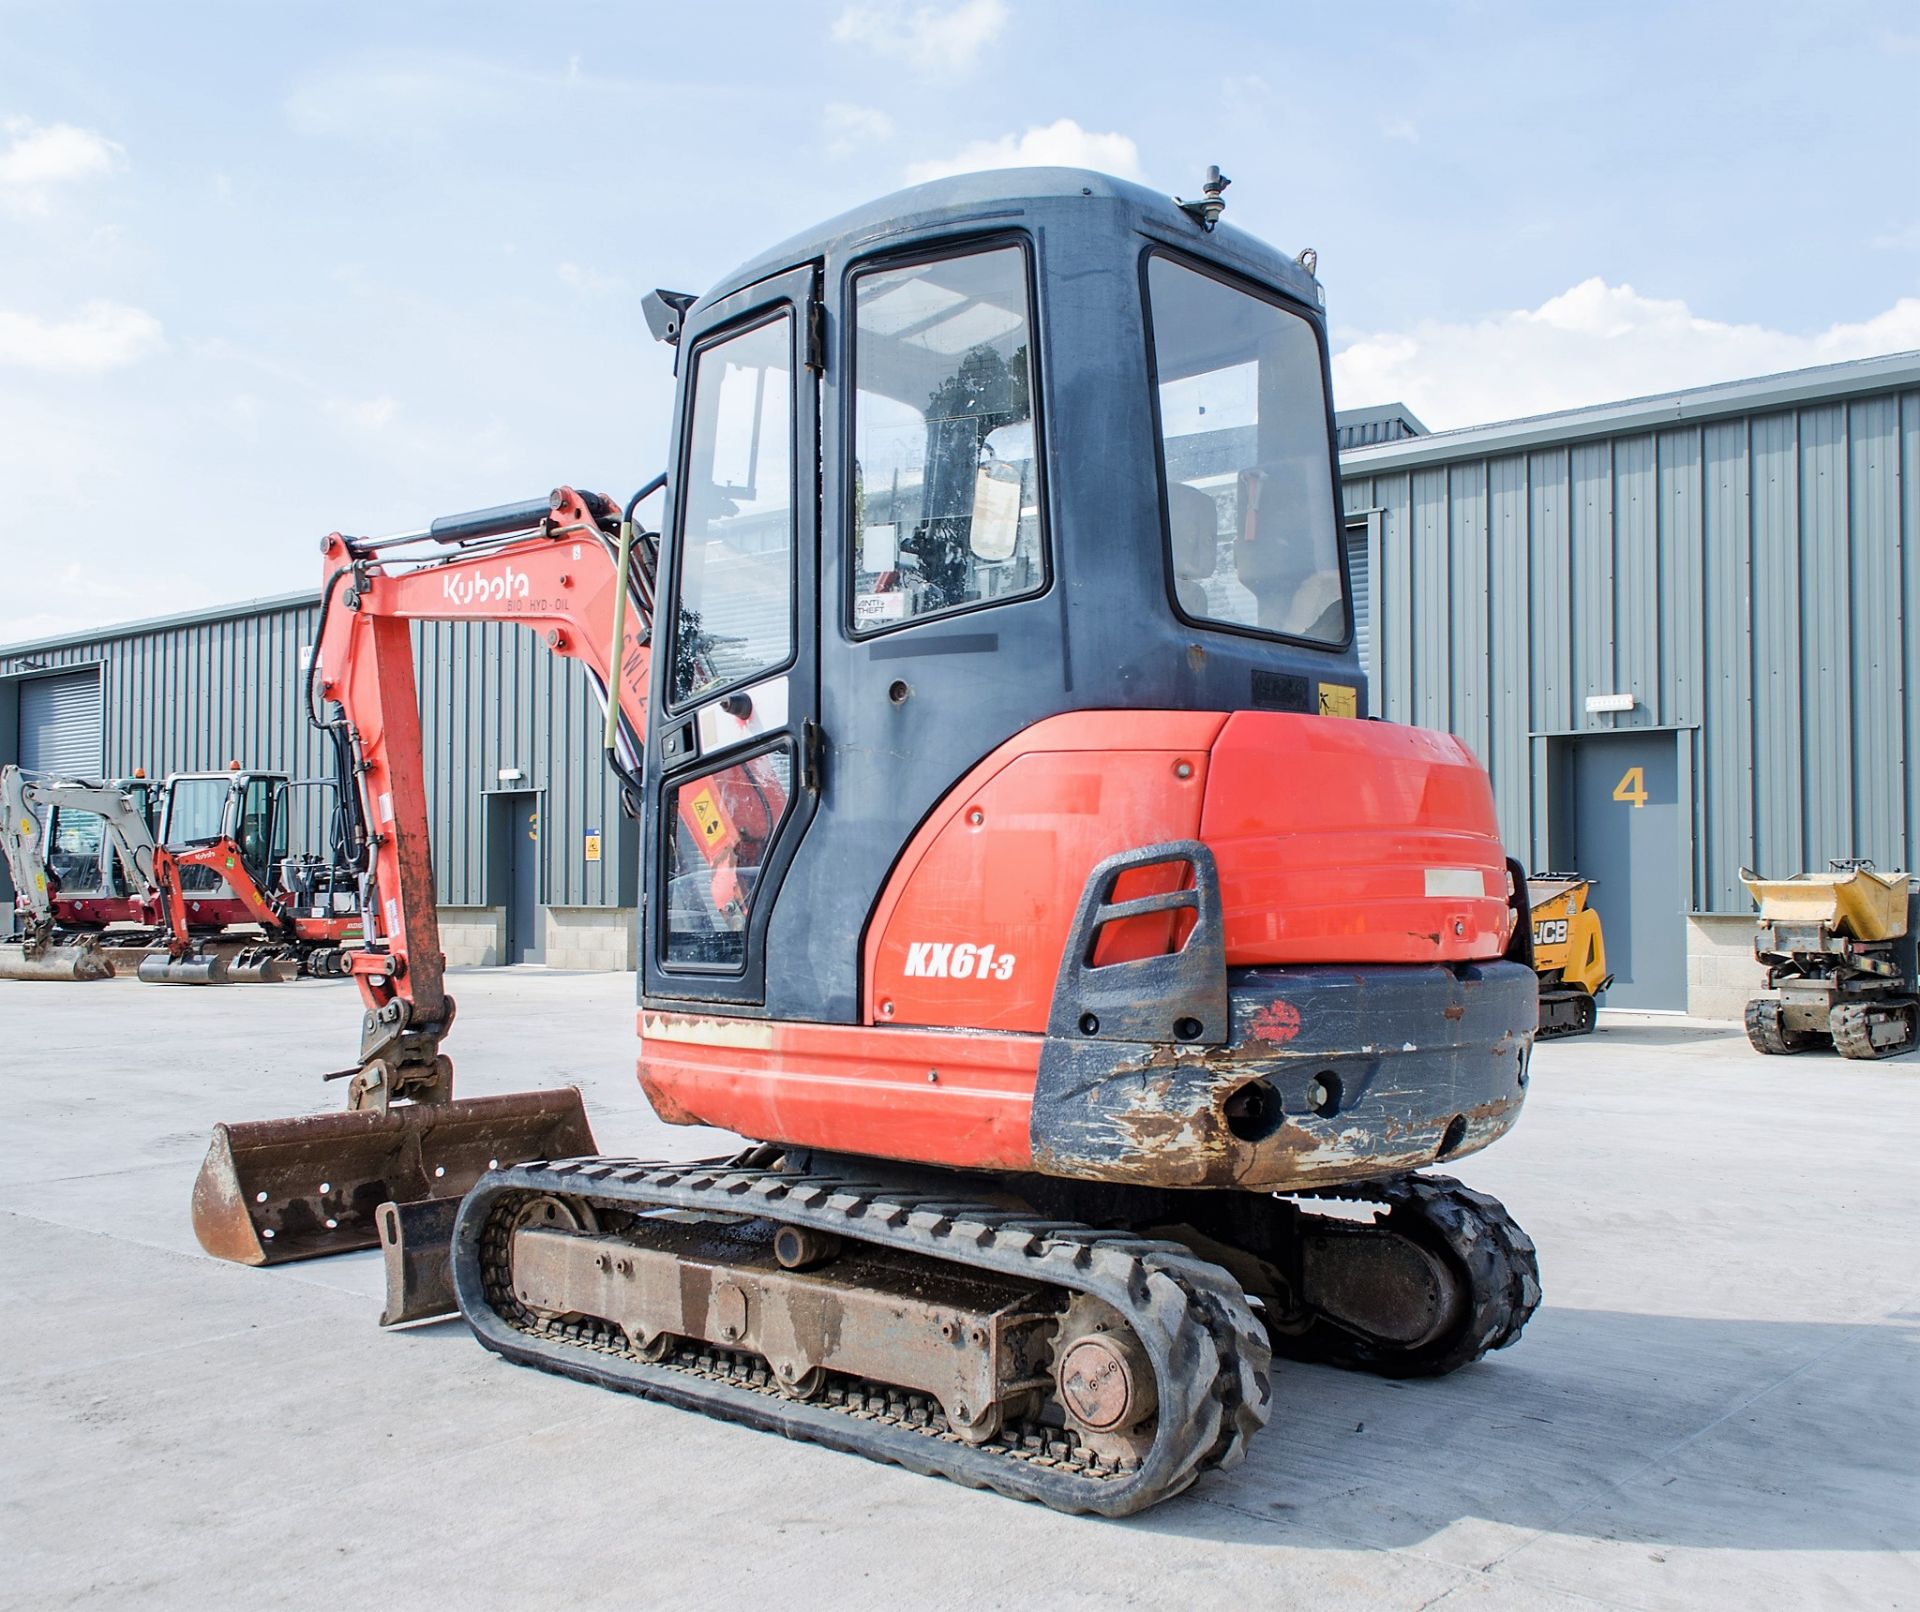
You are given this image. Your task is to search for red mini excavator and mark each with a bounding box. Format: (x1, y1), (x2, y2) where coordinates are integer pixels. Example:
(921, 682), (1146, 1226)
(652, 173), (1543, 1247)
(2, 763), (361, 982)
(193, 167), (1541, 1516)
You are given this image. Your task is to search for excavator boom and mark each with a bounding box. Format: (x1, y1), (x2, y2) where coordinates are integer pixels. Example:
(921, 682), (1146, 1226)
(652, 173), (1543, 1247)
(190, 486), (656, 1270)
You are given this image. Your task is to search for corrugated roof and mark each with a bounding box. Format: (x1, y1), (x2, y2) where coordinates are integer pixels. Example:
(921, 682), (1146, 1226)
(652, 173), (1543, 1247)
(0, 589), (322, 660)
(1339, 349), (1920, 472)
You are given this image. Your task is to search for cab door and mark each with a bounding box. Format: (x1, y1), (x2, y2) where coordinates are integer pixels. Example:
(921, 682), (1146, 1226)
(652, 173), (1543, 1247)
(643, 264), (821, 1009)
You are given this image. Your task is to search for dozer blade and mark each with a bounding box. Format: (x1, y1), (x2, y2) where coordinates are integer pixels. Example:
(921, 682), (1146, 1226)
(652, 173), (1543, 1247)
(0, 942), (115, 982)
(376, 1196), (462, 1326)
(191, 1089), (597, 1266)
(138, 951), (230, 985)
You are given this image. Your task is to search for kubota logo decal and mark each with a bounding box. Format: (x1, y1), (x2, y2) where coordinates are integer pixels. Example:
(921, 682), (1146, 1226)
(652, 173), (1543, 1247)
(903, 941), (1016, 982)
(443, 565), (531, 605)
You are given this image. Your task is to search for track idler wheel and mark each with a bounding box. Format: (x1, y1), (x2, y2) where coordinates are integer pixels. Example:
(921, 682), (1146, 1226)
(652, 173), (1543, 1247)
(1289, 1175), (1539, 1377)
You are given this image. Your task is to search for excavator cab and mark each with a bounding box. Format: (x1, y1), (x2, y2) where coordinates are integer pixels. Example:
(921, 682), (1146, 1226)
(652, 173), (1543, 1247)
(34, 777), (152, 901)
(194, 168), (1540, 1516)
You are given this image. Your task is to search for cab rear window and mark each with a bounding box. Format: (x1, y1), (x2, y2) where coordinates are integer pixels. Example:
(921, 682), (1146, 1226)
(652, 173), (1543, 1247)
(1146, 254), (1347, 645)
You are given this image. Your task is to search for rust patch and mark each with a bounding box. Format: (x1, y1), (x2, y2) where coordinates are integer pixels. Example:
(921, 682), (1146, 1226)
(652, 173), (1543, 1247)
(1443, 1004), (1466, 1022)
(639, 1069), (704, 1127)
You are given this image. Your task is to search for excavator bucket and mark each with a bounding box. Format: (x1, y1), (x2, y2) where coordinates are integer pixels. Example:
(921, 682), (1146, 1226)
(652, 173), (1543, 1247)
(0, 941), (115, 981)
(190, 1089), (597, 1267)
(138, 951), (230, 985)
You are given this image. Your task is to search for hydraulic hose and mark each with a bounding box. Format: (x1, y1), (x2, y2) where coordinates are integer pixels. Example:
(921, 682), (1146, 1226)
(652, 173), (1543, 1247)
(604, 474), (666, 759)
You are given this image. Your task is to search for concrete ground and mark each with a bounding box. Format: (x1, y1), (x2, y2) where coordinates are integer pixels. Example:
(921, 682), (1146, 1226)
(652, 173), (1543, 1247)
(2, 970), (1916, 1612)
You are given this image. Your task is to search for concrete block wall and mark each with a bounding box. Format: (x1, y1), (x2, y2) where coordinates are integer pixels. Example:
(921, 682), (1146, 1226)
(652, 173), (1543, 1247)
(441, 907), (506, 967)
(1686, 915), (1762, 1021)
(544, 906), (637, 971)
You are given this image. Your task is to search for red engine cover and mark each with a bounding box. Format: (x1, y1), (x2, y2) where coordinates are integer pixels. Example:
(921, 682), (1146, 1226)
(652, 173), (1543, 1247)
(863, 708), (1511, 1033)
(1203, 710), (1511, 966)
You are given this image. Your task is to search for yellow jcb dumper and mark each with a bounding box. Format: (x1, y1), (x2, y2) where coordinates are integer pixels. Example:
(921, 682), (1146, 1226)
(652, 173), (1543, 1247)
(1527, 873), (1610, 1037)
(1743, 860), (1919, 1059)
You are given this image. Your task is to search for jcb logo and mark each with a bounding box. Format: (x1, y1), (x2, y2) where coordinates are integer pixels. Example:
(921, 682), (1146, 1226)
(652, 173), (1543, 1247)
(904, 941), (1017, 982)
(1533, 918), (1569, 947)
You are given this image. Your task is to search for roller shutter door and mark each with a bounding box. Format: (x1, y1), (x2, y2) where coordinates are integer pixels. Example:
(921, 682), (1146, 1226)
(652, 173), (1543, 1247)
(1345, 523), (1370, 671)
(19, 670), (103, 777)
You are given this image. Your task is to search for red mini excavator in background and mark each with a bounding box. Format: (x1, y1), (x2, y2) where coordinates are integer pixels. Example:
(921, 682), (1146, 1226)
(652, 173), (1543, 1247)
(2, 763), (362, 982)
(194, 166), (1541, 1516)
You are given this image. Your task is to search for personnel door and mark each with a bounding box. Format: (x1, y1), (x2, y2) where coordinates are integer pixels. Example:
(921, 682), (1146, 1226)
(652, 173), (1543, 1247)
(1562, 732), (1685, 1010)
(644, 264), (820, 1009)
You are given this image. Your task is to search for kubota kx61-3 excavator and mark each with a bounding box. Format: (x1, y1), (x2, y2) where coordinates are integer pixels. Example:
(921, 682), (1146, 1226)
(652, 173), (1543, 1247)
(192, 168), (1541, 1516)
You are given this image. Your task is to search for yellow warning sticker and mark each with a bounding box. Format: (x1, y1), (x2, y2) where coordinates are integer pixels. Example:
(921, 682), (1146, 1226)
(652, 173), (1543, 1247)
(584, 833), (602, 863)
(1317, 682), (1358, 719)
(688, 788), (726, 843)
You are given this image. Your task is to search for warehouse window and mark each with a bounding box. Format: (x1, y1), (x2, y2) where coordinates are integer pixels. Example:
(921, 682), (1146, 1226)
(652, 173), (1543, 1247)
(849, 244), (1045, 635)
(1147, 254), (1347, 645)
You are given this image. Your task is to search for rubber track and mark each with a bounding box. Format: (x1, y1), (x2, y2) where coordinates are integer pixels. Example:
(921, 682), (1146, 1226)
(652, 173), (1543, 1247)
(1289, 1172), (1541, 1378)
(453, 1157), (1271, 1517)
(1830, 999), (1917, 1060)
(1745, 997), (1812, 1056)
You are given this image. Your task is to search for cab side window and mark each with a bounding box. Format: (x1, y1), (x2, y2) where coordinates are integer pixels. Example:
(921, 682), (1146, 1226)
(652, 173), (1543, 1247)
(850, 245), (1045, 634)
(669, 314), (797, 707)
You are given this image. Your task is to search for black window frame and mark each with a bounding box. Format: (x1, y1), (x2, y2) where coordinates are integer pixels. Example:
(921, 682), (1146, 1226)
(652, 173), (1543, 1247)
(1140, 245), (1355, 654)
(841, 232), (1053, 642)
(663, 305), (804, 718)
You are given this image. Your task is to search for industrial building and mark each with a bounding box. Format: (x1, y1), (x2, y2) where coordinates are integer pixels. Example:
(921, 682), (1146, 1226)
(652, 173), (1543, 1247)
(5, 350), (1917, 1013)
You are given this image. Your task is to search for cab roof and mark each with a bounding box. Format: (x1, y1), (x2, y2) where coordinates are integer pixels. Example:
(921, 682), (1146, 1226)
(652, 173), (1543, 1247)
(695, 166), (1323, 321)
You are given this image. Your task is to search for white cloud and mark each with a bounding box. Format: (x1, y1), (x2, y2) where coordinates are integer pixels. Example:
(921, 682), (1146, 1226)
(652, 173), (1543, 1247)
(557, 261), (624, 295)
(0, 119), (125, 212)
(1333, 279), (1920, 431)
(832, 0), (1007, 71)
(326, 395), (399, 430)
(905, 118), (1141, 184)
(824, 102), (895, 158)
(0, 300), (165, 373)
(1381, 117), (1420, 145)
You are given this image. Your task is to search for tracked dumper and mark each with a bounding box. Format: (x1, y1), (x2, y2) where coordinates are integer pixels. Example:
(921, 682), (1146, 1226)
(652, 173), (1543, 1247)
(1744, 861), (1919, 1059)
(1527, 873), (1610, 1037)
(194, 167), (1541, 1515)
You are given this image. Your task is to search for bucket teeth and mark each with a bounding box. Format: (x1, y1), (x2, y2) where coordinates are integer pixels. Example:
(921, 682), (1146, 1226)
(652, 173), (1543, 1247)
(190, 1089), (597, 1266)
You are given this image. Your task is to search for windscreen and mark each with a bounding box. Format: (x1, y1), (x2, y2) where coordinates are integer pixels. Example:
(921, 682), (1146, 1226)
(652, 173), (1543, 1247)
(165, 778), (231, 845)
(1147, 254), (1347, 645)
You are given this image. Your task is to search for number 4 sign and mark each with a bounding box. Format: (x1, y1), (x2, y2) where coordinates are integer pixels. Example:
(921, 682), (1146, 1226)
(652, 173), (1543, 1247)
(1612, 766), (1648, 808)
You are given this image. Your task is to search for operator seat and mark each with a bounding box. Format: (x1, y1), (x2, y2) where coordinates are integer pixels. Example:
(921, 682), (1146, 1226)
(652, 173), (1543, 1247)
(1168, 481), (1219, 618)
